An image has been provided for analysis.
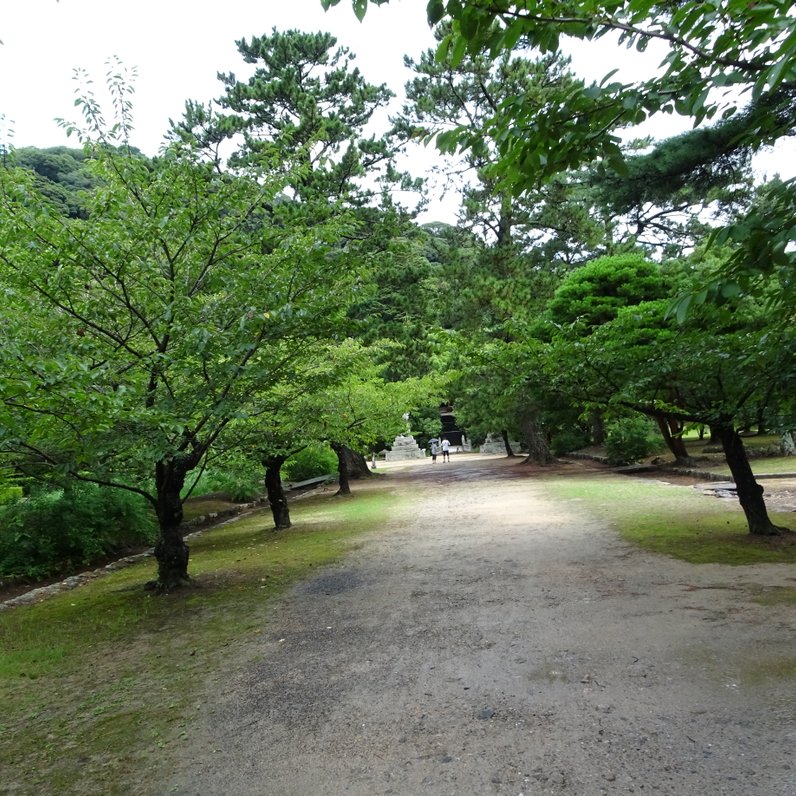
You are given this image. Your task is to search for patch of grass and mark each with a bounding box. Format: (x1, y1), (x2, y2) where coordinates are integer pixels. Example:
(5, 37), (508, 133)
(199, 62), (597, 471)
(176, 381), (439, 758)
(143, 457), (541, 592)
(748, 586), (796, 606)
(540, 472), (796, 565)
(0, 485), (399, 795)
(703, 456), (796, 476)
(741, 656), (796, 684)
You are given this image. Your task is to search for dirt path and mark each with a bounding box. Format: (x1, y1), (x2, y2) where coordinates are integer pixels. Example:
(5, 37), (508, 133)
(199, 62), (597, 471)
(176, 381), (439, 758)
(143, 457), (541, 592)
(166, 455), (795, 795)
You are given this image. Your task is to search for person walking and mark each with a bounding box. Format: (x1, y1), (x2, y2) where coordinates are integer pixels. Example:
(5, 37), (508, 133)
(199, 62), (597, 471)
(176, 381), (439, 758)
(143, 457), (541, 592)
(429, 438), (439, 463)
(441, 438), (451, 462)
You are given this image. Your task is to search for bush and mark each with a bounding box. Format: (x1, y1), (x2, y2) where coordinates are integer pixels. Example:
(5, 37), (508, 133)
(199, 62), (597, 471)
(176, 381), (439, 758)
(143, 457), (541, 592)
(604, 417), (662, 465)
(551, 428), (592, 456)
(0, 486), (24, 505)
(283, 444), (337, 482)
(204, 470), (263, 502)
(182, 457), (264, 502)
(0, 482), (157, 583)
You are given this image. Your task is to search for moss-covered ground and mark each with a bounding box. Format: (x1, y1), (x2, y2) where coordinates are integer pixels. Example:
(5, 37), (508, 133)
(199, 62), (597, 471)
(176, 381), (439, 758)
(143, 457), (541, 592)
(0, 486), (399, 795)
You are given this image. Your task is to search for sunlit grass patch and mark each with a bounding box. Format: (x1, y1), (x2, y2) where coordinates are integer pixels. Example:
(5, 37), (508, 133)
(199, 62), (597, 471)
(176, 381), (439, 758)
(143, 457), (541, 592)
(540, 473), (796, 565)
(0, 485), (399, 795)
(705, 456), (796, 476)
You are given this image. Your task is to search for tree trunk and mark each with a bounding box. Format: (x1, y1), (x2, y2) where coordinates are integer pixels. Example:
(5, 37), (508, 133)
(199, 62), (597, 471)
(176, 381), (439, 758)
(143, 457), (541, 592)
(331, 442), (351, 496)
(501, 429), (516, 457)
(655, 415), (695, 465)
(591, 410), (606, 446)
(340, 445), (373, 479)
(152, 456), (193, 590)
(264, 454), (291, 530)
(756, 405), (767, 436)
(522, 415), (554, 465)
(715, 423), (785, 536)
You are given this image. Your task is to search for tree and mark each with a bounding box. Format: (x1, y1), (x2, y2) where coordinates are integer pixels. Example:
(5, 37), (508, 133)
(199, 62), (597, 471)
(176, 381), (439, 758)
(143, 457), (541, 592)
(398, 40), (605, 462)
(290, 341), (440, 494)
(332, 0), (795, 176)
(0, 134), (359, 589)
(12, 146), (96, 219)
(328, 0), (796, 309)
(173, 29), (399, 207)
(399, 35), (601, 317)
(545, 252), (707, 464)
(551, 295), (795, 534)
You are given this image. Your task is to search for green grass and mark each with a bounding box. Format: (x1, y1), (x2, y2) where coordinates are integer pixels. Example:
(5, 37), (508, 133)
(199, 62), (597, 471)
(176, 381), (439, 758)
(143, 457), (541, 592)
(698, 455), (796, 477)
(539, 472), (796, 565)
(0, 485), (400, 795)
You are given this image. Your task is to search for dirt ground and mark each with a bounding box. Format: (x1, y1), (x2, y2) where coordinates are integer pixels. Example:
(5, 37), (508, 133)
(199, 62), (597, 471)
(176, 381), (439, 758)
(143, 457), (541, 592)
(163, 455), (795, 796)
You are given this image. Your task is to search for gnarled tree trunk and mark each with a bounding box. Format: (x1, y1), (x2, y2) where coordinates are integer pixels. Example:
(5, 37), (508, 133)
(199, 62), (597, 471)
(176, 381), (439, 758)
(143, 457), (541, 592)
(715, 423), (786, 536)
(331, 442), (351, 496)
(153, 455), (195, 590)
(655, 415), (695, 465)
(264, 454), (291, 530)
(501, 429), (516, 457)
(340, 445), (373, 480)
(522, 415), (554, 465)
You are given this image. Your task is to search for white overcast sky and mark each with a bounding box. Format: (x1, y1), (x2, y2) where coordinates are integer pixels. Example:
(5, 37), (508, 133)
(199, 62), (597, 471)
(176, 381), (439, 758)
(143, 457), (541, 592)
(1, 0), (789, 220)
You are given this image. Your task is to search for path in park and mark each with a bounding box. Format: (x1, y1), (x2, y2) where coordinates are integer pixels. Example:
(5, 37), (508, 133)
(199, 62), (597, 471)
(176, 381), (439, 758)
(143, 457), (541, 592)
(167, 455), (795, 795)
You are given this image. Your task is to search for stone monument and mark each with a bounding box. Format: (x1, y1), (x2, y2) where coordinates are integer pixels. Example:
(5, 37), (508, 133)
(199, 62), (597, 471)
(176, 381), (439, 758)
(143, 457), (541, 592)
(385, 434), (425, 461)
(479, 433), (521, 454)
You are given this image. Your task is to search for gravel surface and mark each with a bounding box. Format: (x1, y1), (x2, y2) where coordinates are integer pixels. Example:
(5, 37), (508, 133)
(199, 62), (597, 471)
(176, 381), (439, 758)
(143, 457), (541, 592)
(165, 455), (796, 796)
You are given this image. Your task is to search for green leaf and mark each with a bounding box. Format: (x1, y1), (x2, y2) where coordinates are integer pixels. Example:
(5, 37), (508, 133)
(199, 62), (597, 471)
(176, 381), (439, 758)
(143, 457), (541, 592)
(449, 34), (467, 68)
(427, 0), (445, 25)
(353, 0), (368, 21)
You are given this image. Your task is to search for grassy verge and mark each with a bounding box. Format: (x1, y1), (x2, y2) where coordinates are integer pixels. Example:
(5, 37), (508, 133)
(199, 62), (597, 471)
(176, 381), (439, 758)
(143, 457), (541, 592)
(0, 484), (399, 795)
(696, 455), (796, 477)
(539, 472), (796, 565)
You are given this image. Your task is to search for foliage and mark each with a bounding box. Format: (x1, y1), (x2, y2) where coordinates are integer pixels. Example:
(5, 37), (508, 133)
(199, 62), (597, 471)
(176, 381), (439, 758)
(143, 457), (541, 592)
(673, 177), (796, 322)
(0, 486), (23, 505)
(0, 482), (156, 582)
(11, 146), (96, 219)
(550, 427), (591, 456)
(283, 443), (338, 482)
(604, 416), (662, 465)
(183, 455), (264, 503)
(547, 253), (668, 330)
(330, 0), (796, 312)
(336, 0), (796, 179)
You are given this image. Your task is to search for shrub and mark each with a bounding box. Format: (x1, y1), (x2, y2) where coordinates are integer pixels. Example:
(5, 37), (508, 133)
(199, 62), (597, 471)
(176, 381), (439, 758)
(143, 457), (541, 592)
(551, 428), (592, 456)
(604, 416), (661, 465)
(182, 457), (263, 502)
(0, 486), (24, 505)
(283, 444), (337, 482)
(0, 483), (157, 583)
(202, 467), (263, 502)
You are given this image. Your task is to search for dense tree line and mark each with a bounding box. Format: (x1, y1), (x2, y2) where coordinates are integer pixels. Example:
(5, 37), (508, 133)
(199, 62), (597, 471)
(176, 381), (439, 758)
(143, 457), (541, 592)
(326, 0), (796, 535)
(0, 31), (440, 590)
(3, 7), (795, 590)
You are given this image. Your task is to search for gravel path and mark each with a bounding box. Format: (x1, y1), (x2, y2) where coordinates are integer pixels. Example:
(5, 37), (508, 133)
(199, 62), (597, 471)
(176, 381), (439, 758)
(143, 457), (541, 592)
(166, 455), (796, 795)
